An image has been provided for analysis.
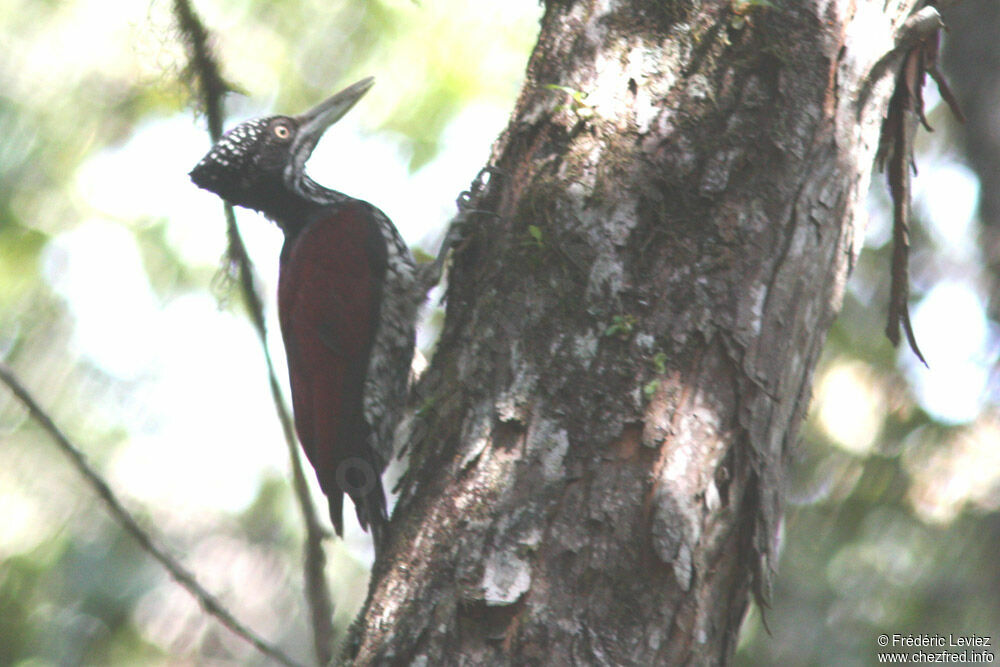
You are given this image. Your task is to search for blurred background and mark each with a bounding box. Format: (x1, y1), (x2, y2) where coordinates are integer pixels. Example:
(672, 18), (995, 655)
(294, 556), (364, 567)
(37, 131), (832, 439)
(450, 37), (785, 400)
(0, 0), (996, 664)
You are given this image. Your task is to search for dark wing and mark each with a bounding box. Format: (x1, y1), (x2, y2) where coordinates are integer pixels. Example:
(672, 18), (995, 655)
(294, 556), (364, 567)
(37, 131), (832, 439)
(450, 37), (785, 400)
(277, 201), (388, 535)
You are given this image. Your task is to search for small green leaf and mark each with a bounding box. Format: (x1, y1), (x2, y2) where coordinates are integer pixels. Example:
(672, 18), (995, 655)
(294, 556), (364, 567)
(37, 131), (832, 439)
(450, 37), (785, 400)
(604, 314), (637, 339)
(651, 352), (668, 374)
(412, 247), (434, 264)
(643, 379), (661, 399)
(545, 84), (582, 97)
(522, 224), (545, 250)
(545, 84), (593, 115)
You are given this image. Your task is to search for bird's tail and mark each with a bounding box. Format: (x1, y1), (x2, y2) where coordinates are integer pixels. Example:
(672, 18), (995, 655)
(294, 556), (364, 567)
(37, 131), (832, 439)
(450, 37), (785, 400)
(355, 472), (389, 557)
(334, 456), (389, 555)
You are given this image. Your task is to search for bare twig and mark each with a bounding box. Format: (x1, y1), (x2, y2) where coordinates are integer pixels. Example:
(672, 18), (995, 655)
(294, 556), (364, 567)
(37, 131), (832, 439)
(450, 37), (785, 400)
(172, 0), (336, 663)
(0, 363), (302, 667)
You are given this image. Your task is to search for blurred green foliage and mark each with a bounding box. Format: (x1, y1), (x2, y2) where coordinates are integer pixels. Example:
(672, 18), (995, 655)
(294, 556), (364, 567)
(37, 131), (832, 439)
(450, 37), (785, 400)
(0, 0), (540, 662)
(736, 101), (1000, 662)
(0, 0), (997, 665)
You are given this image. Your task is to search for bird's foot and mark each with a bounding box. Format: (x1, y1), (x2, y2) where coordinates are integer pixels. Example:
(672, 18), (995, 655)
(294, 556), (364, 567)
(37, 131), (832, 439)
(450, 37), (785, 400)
(455, 165), (502, 215)
(419, 166), (503, 291)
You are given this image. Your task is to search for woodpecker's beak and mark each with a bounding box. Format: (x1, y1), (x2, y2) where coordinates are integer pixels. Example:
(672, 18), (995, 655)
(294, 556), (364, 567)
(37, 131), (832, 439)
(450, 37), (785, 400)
(288, 76), (375, 180)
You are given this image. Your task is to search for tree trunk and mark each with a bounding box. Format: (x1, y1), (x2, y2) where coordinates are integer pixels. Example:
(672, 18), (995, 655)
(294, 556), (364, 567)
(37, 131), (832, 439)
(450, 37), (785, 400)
(350, 1), (922, 663)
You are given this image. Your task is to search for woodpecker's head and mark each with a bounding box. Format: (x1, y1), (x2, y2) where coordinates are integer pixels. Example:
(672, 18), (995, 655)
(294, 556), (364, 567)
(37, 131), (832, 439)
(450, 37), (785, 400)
(190, 77), (374, 217)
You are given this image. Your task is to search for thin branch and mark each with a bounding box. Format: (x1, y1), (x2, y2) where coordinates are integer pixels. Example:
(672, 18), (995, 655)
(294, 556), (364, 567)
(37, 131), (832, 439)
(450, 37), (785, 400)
(172, 0), (336, 663)
(172, 0), (229, 139)
(0, 363), (302, 667)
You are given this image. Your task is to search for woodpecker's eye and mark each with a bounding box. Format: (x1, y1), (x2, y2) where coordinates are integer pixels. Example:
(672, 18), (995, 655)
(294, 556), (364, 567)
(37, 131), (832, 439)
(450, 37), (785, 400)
(273, 124), (291, 140)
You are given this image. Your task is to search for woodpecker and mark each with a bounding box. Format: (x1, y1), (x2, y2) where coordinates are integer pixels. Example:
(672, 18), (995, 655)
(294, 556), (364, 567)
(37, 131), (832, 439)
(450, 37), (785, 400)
(189, 78), (420, 550)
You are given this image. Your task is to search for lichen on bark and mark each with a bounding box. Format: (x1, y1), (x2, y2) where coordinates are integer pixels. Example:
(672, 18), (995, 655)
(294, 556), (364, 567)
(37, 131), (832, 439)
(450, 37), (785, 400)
(347, 1), (926, 664)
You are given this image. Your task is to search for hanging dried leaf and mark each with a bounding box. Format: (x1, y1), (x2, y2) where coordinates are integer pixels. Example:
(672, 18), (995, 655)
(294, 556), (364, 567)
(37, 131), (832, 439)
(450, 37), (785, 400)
(877, 7), (964, 367)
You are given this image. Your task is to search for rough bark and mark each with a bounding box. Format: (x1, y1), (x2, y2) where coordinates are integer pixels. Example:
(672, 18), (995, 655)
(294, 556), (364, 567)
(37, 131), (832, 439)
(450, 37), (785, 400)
(350, 1), (922, 664)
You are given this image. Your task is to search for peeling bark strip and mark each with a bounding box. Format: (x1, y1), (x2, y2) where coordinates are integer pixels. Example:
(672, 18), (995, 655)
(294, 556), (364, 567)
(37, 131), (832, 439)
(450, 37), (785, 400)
(877, 3), (964, 366)
(350, 1), (925, 664)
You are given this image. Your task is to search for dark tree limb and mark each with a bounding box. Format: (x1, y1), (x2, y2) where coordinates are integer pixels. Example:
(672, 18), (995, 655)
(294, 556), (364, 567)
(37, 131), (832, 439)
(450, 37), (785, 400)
(0, 363), (302, 667)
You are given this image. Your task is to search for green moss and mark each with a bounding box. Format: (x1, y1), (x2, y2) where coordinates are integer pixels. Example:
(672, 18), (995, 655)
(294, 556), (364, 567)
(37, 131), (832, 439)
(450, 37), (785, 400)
(604, 314), (637, 339)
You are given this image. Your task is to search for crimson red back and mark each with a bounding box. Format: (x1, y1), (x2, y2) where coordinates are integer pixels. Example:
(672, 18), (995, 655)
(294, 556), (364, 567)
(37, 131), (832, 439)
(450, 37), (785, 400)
(277, 200), (388, 535)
